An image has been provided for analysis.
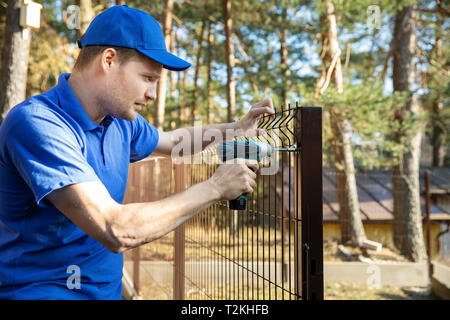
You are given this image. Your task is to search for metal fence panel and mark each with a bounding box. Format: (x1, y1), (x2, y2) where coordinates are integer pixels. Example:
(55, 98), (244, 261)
(179, 105), (323, 300)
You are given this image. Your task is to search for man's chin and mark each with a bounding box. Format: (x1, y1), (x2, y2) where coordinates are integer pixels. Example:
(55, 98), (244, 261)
(115, 111), (139, 122)
(128, 112), (139, 121)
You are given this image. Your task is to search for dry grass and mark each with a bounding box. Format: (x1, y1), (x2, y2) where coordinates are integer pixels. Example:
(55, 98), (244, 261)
(137, 281), (439, 300)
(128, 225), (440, 301)
(325, 282), (439, 300)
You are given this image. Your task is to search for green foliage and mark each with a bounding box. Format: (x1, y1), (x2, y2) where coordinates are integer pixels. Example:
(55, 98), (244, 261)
(421, 38), (450, 151)
(28, 24), (73, 96)
(302, 79), (416, 170)
(0, 0), (447, 168)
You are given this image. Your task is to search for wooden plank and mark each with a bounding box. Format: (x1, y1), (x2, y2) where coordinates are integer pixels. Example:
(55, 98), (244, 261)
(133, 247), (140, 295)
(173, 162), (186, 300)
(122, 268), (142, 300)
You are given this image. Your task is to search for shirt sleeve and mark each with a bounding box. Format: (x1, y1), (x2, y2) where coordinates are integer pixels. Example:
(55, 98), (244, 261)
(129, 114), (159, 163)
(4, 106), (101, 208)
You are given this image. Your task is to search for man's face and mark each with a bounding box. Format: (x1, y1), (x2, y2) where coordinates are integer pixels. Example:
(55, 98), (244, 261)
(100, 55), (162, 121)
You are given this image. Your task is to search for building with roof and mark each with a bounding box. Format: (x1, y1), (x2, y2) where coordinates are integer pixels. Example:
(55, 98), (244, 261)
(323, 166), (450, 260)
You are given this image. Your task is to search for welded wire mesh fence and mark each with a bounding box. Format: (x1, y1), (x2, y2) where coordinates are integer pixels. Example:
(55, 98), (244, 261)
(181, 105), (323, 300)
(123, 105), (324, 300)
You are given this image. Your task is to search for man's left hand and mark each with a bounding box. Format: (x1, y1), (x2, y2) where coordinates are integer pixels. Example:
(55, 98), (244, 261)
(236, 97), (275, 136)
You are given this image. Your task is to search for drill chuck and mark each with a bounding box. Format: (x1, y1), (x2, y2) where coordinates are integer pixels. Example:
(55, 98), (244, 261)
(216, 140), (273, 162)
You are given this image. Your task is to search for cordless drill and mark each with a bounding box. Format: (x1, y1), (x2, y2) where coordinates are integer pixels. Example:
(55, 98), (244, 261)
(216, 140), (273, 210)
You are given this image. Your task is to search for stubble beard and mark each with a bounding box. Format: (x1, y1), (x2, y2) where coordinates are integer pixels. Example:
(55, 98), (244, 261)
(98, 88), (138, 122)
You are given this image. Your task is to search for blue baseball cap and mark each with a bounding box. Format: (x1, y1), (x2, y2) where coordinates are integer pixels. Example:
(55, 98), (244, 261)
(77, 5), (191, 71)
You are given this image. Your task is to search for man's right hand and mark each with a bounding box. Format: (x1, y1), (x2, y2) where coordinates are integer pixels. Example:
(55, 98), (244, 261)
(208, 159), (259, 201)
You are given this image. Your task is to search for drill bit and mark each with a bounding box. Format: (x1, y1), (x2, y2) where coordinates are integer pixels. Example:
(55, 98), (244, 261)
(272, 146), (298, 152)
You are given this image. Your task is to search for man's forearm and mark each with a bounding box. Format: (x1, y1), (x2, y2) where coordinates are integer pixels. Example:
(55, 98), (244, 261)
(170, 121), (241, 156)
(112, 179), (221, 251)
(157, 98), (273, 158)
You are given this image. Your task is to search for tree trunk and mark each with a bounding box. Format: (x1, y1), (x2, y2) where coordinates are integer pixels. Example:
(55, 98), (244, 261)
(178, 70), (187, 126)
(78, 0), (93, 37)
(331, 114), (366, 246)
(191, 20), (206, 125)
(430, 35), (446, 167)
(222, 0), (235, 123)
(169, 24), (176, 129)
(0, 0), (32, 123)
(154, 0), (173, 130)
(276, 0), (291, 283)
(278, 4), (290, 108)
(169, 24), (176, 101)
(391, 6), (427, 262)
(206, 22), (214, 125)
(432, 98), (445, 167)
(319, 0), (366, 247)
(223, 0), (237, 232)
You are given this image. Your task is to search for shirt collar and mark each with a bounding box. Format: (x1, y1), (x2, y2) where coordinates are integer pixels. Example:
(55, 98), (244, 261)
(55, 73), (115, 131)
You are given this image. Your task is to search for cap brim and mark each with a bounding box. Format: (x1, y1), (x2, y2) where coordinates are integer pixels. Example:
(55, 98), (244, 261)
(137, 48), (191, 71)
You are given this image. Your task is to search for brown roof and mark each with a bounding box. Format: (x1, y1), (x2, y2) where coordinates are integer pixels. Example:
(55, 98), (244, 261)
(323, 167), (450, 222)
(421, 167), (450, 194)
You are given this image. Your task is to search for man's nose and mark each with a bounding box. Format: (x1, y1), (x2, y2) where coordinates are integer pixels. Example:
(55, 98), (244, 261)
(145, 85), (157, 101)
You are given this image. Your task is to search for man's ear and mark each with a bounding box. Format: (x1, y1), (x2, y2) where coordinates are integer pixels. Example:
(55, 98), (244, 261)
(100, 48), (119, 71)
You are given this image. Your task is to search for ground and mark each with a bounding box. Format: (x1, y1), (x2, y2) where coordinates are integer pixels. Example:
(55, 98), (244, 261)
(323, 239), (410, 263)
(125, 233), (444, 300)
(325, 282), (439, 300)
(137, 281), (439, 300)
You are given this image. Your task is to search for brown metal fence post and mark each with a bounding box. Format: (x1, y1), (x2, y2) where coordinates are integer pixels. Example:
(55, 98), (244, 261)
(174, 162), (186, 299)
(294, 124), (302, 299)
(425, 170), (433, 281)
(296, 106), (323, 300)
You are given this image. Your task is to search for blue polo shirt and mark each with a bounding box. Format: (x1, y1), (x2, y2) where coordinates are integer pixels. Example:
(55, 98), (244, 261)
(0, 73), (159, 299)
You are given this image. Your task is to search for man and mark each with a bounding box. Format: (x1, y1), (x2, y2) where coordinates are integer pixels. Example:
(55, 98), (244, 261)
(0, 5), (274, 299)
